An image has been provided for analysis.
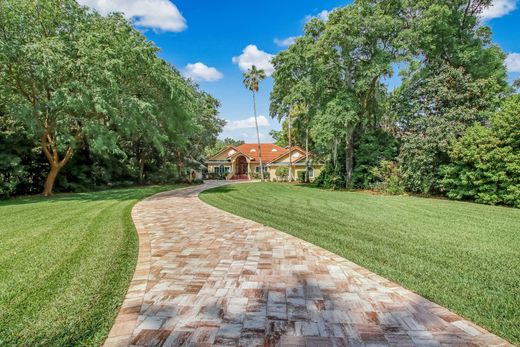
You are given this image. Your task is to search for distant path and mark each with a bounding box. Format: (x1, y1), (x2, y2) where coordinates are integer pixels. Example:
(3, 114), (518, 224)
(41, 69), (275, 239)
(104, 181), (512, 346)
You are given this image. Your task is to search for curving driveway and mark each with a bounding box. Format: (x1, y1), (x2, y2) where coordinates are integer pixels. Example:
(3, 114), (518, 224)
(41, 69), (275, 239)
(104, 181), (511, 347)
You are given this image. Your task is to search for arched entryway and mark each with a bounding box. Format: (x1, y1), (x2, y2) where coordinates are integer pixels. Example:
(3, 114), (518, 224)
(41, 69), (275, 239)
(235, 155), (248, 175)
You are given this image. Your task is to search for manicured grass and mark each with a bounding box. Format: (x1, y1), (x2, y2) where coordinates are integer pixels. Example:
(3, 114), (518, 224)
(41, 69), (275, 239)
(200, 183), (520, 344)
(0, 184), (186, 346)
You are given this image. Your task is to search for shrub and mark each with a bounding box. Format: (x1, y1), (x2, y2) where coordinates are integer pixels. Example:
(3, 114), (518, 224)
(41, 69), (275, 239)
(250, 171), (270, 180)
(275, 167), (289, 181)
(370, 160), (405, 195)
(314, 163), (345, 190)
(352, 129), (399, 189)
(297, 170), (306, 183)
(440, 95), (520, 207)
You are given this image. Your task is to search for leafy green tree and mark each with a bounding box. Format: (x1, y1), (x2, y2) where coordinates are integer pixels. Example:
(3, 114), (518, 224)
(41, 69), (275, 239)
(243, 65), (266, 182)
(272, 2), (403, 187)
(269, 130), (288, 147)
(393, 0), (509, 194)
(441, 95), (520, 207)
(513, 78), (520, 90)
(0, 0), (219, 195)
(395, 63), (506, 193)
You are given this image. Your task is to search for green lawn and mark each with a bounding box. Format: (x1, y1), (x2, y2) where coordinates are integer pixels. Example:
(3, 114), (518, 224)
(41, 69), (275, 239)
(0, 184), (186, 346)
(200, 183), (520, 345)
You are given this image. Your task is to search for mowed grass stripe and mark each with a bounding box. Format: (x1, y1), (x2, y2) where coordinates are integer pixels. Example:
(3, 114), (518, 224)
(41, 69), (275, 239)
(200, 183), (520, 344)
(0, 184), (186, 346)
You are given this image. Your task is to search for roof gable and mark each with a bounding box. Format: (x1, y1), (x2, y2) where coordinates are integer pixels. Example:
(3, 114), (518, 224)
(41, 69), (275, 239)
(207, 146), (238, 161)
(268, 146), (307, 164)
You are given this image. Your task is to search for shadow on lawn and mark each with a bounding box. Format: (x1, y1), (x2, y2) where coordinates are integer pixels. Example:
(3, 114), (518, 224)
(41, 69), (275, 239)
(0, 184), (189, 207)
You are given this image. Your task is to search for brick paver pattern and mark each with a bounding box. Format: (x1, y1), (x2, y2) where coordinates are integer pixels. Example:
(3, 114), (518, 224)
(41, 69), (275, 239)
(104, 181), (512, 347)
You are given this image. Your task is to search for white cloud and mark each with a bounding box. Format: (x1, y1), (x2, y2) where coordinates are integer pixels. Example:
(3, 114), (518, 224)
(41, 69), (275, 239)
(480, 0), (517, 20)
(274, 36), (297, 47)
(318, 9), (331, 21)
(224, 115), (270, 130)
(232, 45), (274, 76)
(182, 62), (223, 82)
(77, 0), (187, 32)
(305, 9), (333, 23)
(506, 53), (520, 72)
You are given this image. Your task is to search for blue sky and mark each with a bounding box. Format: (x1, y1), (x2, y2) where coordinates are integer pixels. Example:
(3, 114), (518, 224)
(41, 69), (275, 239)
(79, 0), (520, 142)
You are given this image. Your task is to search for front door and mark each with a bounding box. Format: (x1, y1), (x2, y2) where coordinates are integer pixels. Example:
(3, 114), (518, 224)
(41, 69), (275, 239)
(236, 156), (248, 175)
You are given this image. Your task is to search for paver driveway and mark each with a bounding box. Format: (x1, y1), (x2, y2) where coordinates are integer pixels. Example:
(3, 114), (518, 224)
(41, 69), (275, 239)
(104, 181), (512, 347)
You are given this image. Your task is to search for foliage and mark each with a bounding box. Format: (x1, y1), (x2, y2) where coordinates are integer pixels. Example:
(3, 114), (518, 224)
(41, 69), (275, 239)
(395, 63), (507, 194)
(370, 160), (405, 195)
(269, 129), (288, 147)
(313, 163), (346, 190)
(0, 184), (186, 346)
(275, 166), (289, 181)
(392, 0), (509, 195)
(250, 171), (270, 180)
(270, 0), (515, 204)
(272, 2), (403, 187)
(0, 0), (222, 196)
(441, 95), (520, 207)
(297, 170), (306, 183)
(201, 183), (520, 344)
(352, 130), (400, 189)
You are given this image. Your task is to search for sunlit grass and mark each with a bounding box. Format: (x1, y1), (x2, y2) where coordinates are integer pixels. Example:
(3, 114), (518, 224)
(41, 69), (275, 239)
(0, 184), (186, 346)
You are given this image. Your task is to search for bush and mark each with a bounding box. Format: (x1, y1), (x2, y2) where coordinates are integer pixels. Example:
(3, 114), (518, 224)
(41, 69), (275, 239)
(275, 167), (289, 181)
(297, 170), (306, 183)
(352, 130), (399, 189)
(250, 171), (270, 180)
(370, 160), (405, 195)
(440, 95), (520, 207)
(314, 163), (346, 190)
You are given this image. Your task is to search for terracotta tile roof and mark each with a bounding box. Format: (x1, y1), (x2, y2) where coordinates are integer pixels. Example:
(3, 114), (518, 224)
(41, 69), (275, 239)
(268, 146), (307, 164)
(235, 143), (286, 162)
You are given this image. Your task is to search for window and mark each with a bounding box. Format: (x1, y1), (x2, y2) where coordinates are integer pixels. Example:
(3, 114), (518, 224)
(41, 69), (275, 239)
(255, 165), (267, 173)
(308, 167), (314, 178)
(215, 165), (229, 174)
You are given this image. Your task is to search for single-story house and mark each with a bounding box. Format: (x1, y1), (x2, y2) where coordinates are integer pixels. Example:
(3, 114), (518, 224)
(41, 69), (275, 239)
(205, 143), (322, 181)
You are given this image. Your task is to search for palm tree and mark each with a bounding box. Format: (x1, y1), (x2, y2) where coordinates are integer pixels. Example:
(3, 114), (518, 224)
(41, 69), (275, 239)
(243, 65), (266, 181)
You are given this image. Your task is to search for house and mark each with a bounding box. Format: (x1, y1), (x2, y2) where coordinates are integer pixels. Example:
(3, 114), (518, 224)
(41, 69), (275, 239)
(205, 143), (322, 181)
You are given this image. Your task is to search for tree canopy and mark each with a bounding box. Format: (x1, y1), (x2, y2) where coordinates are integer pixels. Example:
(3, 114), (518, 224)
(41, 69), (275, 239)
(0, 0), (223, 196)
(270, 0), (518, 207)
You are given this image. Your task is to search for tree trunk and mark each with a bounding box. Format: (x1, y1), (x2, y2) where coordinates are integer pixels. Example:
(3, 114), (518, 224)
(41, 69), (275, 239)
(41, 132), (76, 196)
(305, 127), (309, 183)
(345, 129), (354, 188)
(139, 158), (145, 184)
(288, 112), (292, 182)
(43, 164), (60, 197)
(252, 92), (265, 182)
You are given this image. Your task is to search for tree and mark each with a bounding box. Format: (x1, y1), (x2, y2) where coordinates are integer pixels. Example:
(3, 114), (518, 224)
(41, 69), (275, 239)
(0, 0), (215, 195)
(269, 130), (288, 147)
(392, 0), (509, 194)
(513, 78), (520, 90)
(272, 2), (403, 188)
(440, 95), (520, 207)
(243, 65), (266, 182)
